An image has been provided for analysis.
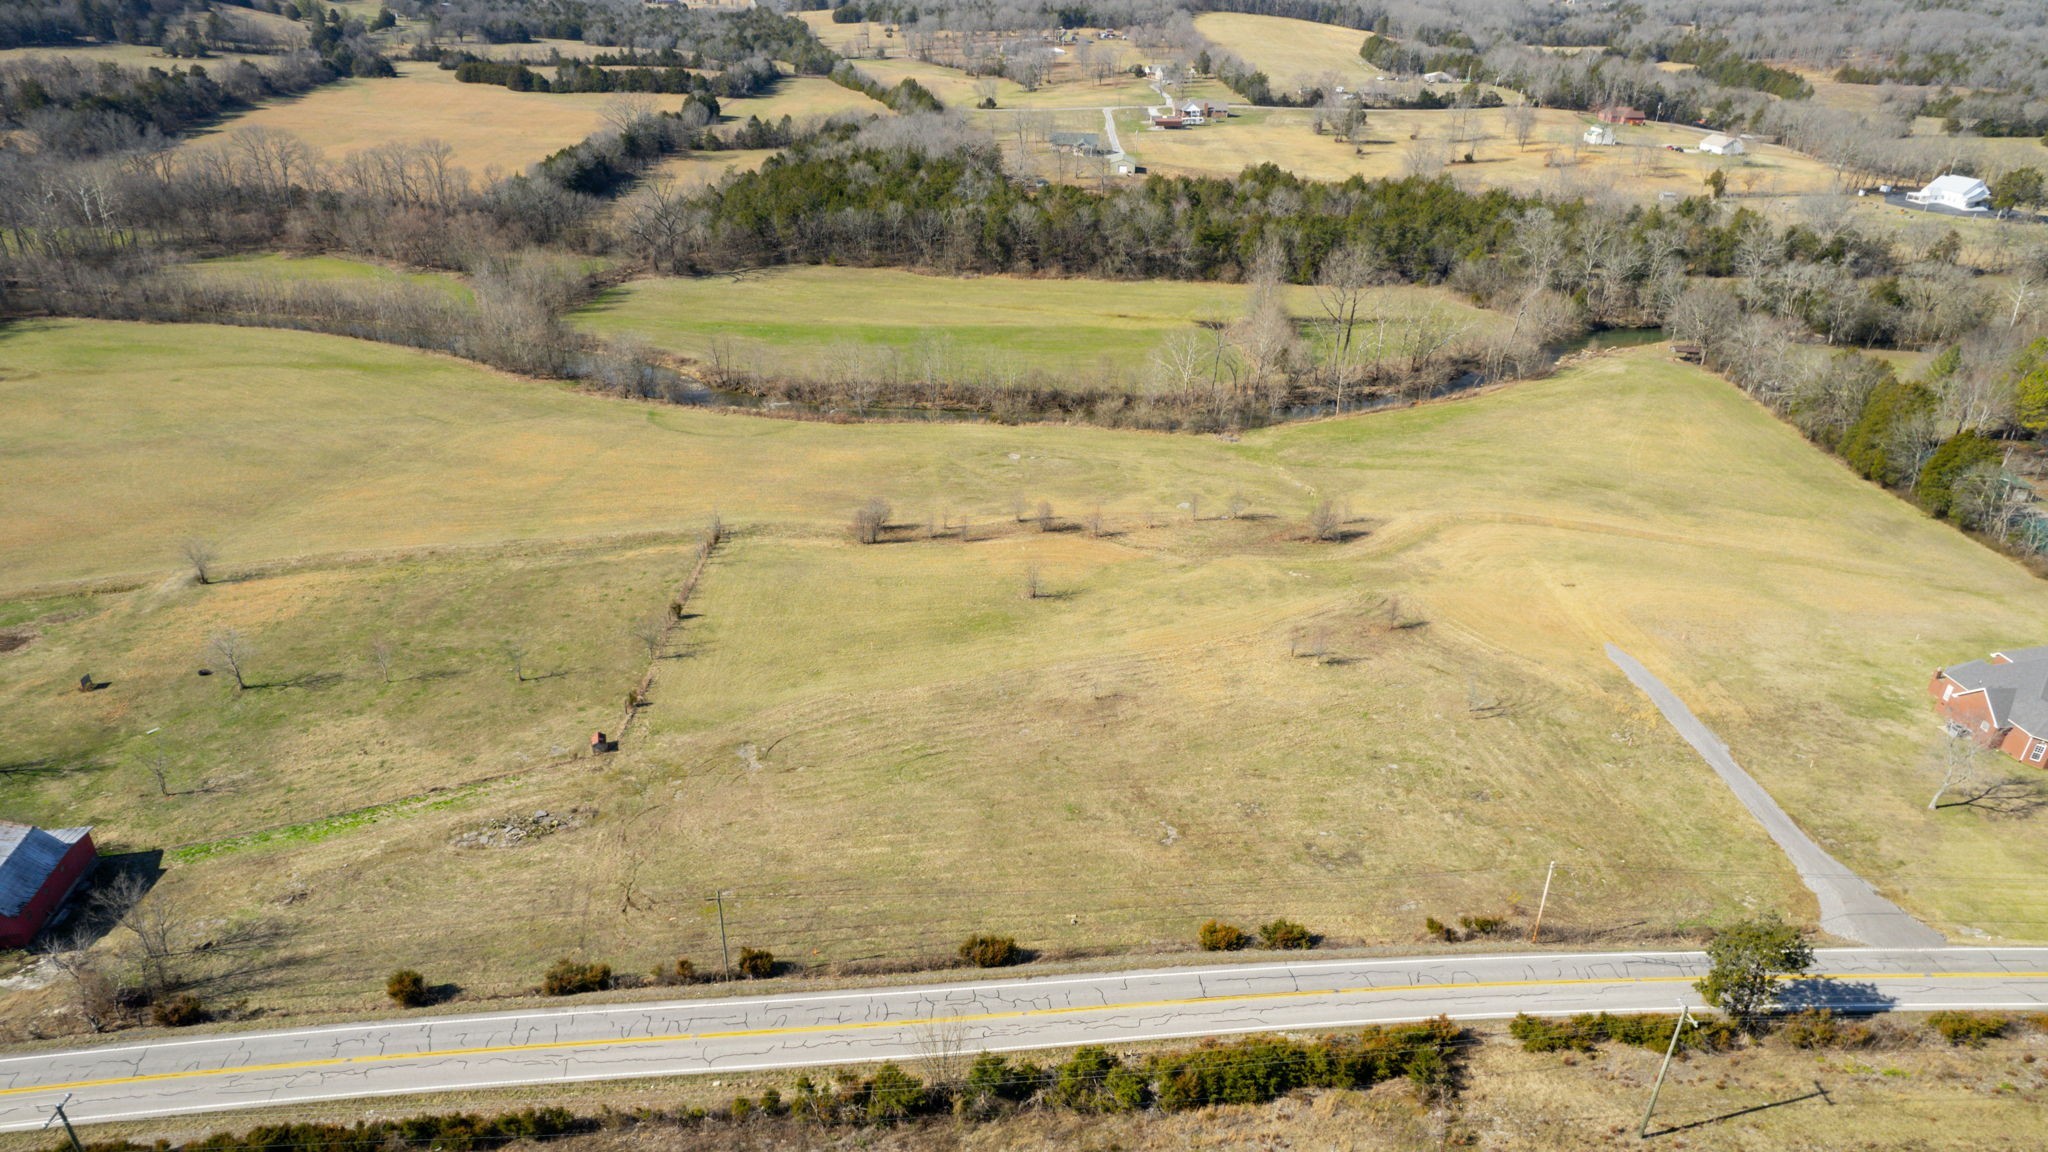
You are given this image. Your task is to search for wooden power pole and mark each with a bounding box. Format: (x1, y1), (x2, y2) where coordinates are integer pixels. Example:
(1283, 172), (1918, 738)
(1530, 861), (1557, 943)
(1639, 1006), (1696, 1139)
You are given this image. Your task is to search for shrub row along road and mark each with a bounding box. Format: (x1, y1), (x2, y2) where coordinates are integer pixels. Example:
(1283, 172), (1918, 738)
(6, 949), (2047, 1130)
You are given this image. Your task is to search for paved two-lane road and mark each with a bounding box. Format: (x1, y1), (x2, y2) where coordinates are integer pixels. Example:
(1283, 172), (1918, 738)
(5, 948), (2047, 1131)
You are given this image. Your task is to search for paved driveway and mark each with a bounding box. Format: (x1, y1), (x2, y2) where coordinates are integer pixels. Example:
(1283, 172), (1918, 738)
(1608, 644), (1946, 948)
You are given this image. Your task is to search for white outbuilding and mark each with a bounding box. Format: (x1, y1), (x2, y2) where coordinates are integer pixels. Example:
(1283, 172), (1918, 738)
(1582, 123), (1615, 146)
(1907, 174), (1991, 212)
(1421, 71), (1456, 84)
(1698, 133), (1745, 156)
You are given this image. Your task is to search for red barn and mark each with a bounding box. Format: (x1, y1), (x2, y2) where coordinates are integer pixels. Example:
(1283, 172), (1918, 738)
(1598, 105), (1647, 125)
(0, 823), (96, 949)
(1931, 648), (2048, 767)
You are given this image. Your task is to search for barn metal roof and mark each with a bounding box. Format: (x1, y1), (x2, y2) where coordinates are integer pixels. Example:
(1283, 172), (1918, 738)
(0, 823), (92, 918)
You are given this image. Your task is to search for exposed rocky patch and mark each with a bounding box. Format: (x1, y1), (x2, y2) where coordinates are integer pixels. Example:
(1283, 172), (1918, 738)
(451, 807), (594, 849)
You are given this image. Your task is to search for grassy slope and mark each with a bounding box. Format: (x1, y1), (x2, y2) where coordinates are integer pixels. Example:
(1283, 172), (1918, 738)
(5, 319), (2048, 1016)
(1194, 12), (1377, 87)
(570, 266), (1502, 382)
(178, 61), (626, 174)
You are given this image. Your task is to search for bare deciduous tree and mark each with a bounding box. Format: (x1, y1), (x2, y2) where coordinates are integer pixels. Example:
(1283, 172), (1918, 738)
(1035, 500), (1054, 531)
(1022, 564), (1043, 600)
(37, 935), (121, 1032)
(852, 497), (891, 545)
(369, 638), (395, 684)
(632, 616), (667, 662)
(181, 538), (218, 585)
(206, 628), (250, 690)
(1307, 498), (1346, 542)
(93, 872), (184, 997)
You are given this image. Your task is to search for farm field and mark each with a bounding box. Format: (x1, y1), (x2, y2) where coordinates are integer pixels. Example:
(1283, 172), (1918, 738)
(1193, 12), (1376, 88)
(7, 319), (2048, 1022)
(0, 42), (280, 68)
(569, 266), (1505, 383)
(718, 75), (888, 123)
(181, 254), (475, 300)
(646, 147), (779, 189)
(177, 61), (631, 175)
(1115, 105), (1844, 200)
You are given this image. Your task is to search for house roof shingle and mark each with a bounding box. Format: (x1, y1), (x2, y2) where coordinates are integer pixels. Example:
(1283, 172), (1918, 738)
(1942, 649), (2048, 736)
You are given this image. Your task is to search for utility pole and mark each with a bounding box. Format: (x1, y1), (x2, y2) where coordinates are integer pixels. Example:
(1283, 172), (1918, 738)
(710, 892), (731, 979)
(1529, 861), (1557, 944)
(1639, 1006), (1696, 1139)
(45, 1093), (83, 1152)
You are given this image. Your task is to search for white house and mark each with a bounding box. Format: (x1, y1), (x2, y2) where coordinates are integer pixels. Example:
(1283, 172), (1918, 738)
(1698, 133), (1745, 156)
(1908, 174), (1991, 212)
(1421, 70), (1456, 84)
(1582, 123), (1615, 146)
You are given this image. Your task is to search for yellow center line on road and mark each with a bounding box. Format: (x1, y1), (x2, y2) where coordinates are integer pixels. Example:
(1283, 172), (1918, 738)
(9, 969), (2044, 1099)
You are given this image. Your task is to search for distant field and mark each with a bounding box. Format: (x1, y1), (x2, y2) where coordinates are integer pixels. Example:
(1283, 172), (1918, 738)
(7, 319), (2048, 1023)
(1193, 12), (1373, 87)
(646, 147), (780, 188)
(0, 42), (278, 68)
(182, 253), (474, 299)
(1115, 105), (1844, 201)
(570, 266), (1503, 384)
(718, 75), (888, 123)
(180, 61), (629, 175)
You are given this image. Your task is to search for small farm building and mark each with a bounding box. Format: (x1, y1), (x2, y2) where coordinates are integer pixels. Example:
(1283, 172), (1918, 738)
(1932, 648), (2048, 766)
(1582, 123), (1616, 146)
(1421, 71), (1456, 84)
(1598, 105), (1647, 125)
(0, 823), (96, 948)
(1908, 174), (1991, 212)
(1698, 133), (1745, 155)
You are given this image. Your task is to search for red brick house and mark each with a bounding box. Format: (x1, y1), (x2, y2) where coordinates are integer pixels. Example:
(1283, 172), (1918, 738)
(0, 823), (96, 949)
(1930, 648), (2048, 766)
(1598, 105), (1647, 126)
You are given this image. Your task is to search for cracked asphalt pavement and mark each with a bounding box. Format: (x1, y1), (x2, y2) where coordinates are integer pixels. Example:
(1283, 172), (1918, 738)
(7, 948), (2047, 1130)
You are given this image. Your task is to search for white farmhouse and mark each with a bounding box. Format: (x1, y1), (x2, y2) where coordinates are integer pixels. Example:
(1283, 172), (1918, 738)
(1907, 174), (1991, 212)
(1582, 123), (1615, 146)
(1698, 133), (1745, 156)
(1421, 70), (1456, 84)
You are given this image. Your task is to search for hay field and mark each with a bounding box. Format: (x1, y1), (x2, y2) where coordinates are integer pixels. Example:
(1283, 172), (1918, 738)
(179, 61), (630, 175)
(182, 253), (474, 299)
(802, 15), (1200, 111)
(0, 43), (278, 69)
(1116, 106), (1843, 201)
(7, 319), (2048, 1019)
(1193, 12), (1375, 88)
(570, 266), (1502, 383)
(646, 147), (779, 188)
(719, 75), (888, 122)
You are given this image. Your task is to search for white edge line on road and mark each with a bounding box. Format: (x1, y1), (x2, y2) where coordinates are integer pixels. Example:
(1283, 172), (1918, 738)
(8, 997), (2046, 1132)
(0, 950), (1714, 1064)
(4, 947), (2041, 1068)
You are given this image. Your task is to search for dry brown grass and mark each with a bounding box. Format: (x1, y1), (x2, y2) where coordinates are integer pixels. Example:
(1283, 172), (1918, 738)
(179, 60), (628, 175)
(1116, 105), (1845, 202)
(8, 321), (2048, 1027)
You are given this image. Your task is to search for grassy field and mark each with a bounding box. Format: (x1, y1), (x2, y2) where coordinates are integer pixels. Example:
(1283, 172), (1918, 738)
(718, 75), (888, 123)
(646, 147), (780, 189)
(181, 254), (474, 300)
(1193, 12), (1375, 88)
(1114, 105), (1844, 201)
(7, 318), (2048, 1024)
(569, 266), (1503, 383)
(179, 61), (631, 175)
(0, 43), (280, 68)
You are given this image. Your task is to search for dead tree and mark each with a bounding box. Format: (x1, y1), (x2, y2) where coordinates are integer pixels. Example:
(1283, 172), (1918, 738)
(206, 628), (251, 690)
(93, 872), (184, 997)
(502, 639), (528, 683)
(1036, 500), (1055, 531)
(1023, 565), (1043, 600)
(632, 616), (667, 662)
(181, 538), (219, 585)
(1307, 498), (1346, 542)
(370, 638), (396, 684)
